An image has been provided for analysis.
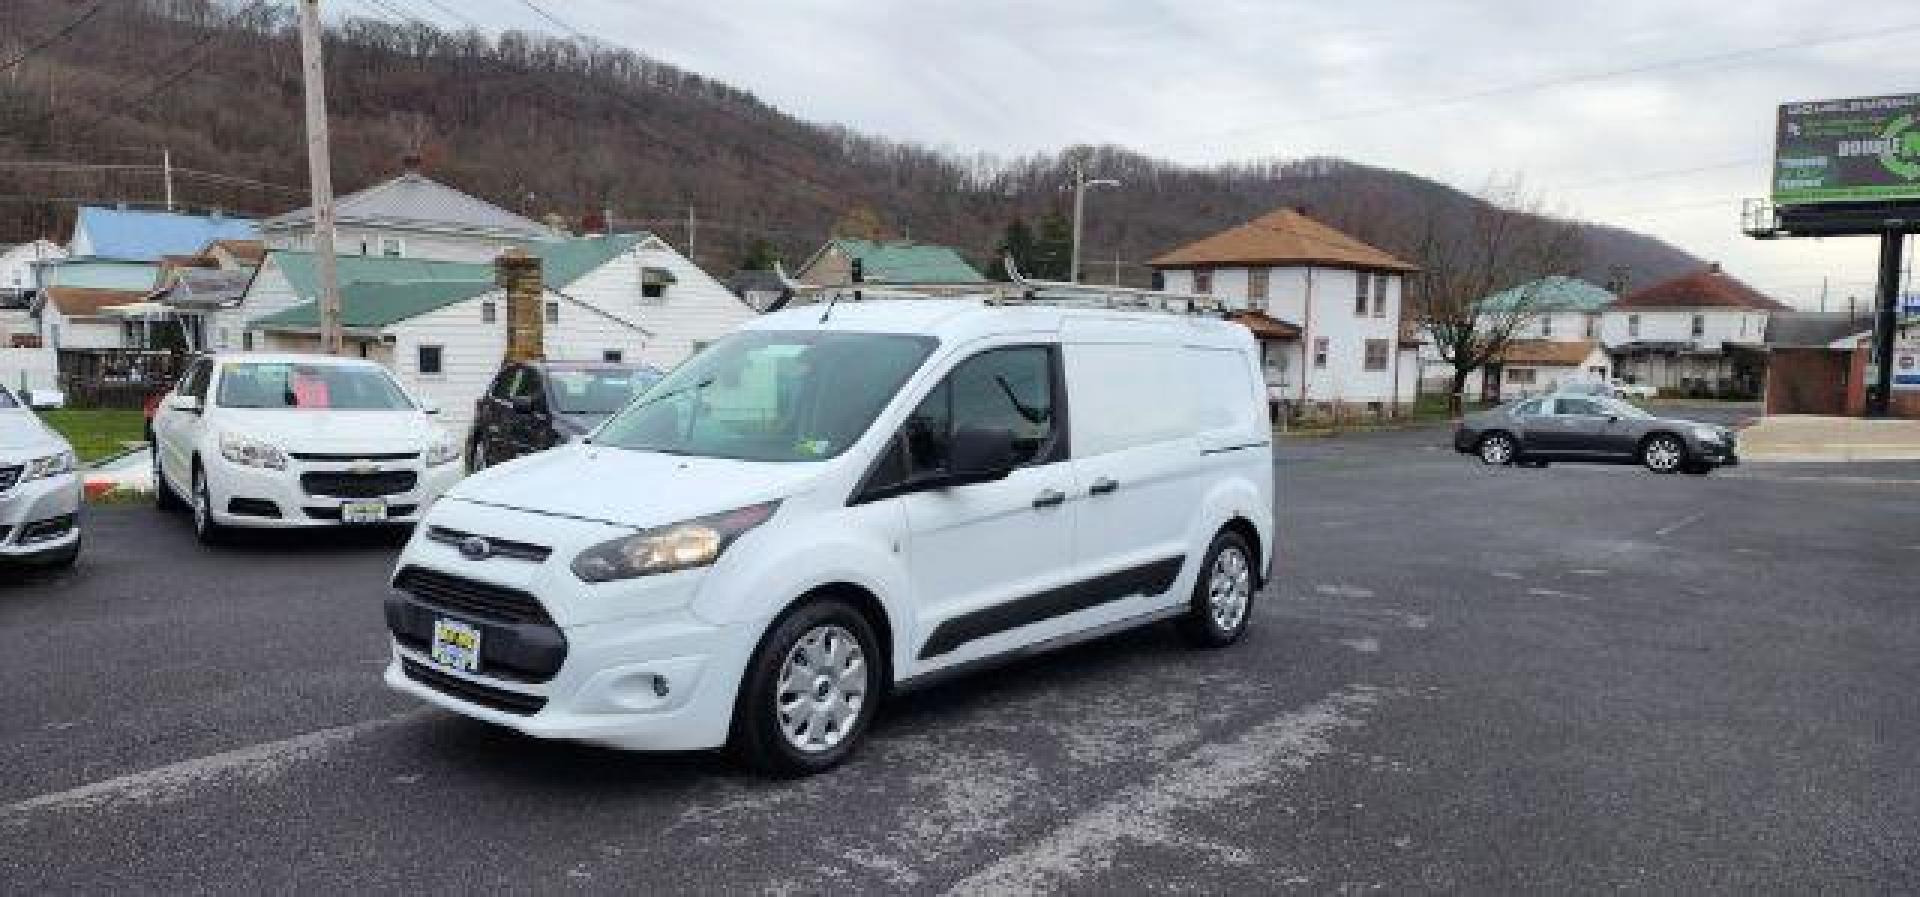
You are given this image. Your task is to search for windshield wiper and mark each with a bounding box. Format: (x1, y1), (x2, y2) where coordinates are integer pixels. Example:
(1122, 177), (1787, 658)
(621, 376), (714, 417)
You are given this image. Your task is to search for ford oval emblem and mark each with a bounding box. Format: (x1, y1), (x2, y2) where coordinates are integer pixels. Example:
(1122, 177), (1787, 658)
(458, 536), (493, 561)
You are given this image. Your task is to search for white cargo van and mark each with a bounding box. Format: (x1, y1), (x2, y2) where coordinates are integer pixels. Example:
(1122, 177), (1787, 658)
(383, 299), (1274, 774)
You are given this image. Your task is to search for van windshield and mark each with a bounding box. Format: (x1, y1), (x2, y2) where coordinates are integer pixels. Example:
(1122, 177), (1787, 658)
(593, 330), (936, 462)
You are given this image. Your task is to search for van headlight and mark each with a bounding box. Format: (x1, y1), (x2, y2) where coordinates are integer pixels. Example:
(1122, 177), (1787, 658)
(21, 450), (76, 482)
(219, 432), (287, 469)
(422, 436), (461, 467)
(572, 501), (780, 583)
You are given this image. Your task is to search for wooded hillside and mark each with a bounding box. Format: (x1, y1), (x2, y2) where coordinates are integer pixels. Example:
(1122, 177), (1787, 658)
(0, 0), (1700, 289)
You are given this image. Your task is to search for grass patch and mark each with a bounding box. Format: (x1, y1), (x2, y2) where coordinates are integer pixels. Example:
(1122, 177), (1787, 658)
(38, 408), (147, 463)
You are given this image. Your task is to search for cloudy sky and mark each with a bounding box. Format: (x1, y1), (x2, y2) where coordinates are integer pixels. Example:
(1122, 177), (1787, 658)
(438, 0), (1913, 309)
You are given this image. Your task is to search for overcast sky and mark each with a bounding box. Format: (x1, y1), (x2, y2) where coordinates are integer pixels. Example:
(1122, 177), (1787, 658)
(447, 0), (1915, 309)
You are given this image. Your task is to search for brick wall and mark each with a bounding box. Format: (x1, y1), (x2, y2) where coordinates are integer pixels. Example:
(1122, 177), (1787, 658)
(1765, 348), (1849, 415)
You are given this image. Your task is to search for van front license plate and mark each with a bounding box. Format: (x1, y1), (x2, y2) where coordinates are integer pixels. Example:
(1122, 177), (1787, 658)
(431, 619), (481, 673)
(341, 499), (388, 524)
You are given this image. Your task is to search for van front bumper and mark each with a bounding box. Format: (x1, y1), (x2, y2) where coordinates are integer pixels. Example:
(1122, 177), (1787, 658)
(0, 471), (81, 562)
(384, 606), (756, 752)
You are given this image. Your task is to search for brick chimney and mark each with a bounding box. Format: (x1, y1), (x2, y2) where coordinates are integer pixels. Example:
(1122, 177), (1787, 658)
(496, 249), (545, 363)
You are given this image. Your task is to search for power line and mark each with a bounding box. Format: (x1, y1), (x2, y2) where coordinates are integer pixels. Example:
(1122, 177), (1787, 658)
(1216, 21), (1920, 139)
(0, 0), (112, 75)
(63, 0), (273, 139)
(1556, 158), (1767, 191)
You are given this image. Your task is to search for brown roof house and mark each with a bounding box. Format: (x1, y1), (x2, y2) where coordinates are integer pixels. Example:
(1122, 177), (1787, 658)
(1149, 207), (1421, 418)
(1602, 263), (1783, 398)
(1492, 339), (1612, 398)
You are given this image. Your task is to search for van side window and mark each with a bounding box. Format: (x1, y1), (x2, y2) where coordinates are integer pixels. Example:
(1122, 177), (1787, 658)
(905, 346), (1058, 478)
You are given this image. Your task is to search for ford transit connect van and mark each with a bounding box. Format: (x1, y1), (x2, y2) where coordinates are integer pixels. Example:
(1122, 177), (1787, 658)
(384, 299), (1274, 774)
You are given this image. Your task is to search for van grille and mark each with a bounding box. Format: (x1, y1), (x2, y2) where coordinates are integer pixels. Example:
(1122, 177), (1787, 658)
(401, 658), (546, 716)
(393, 566), (554, 626)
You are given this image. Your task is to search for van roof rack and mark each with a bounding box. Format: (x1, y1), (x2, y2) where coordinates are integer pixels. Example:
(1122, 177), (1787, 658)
(992, 255), (1232, 317)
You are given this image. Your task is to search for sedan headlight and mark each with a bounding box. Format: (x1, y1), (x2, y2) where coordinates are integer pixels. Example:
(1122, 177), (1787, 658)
(423, 436), (462, 467)
(572, 501), (780, 583)
(20, 450), (76, 482)
(219, 432), (288, 470)
(1691, 426), (1723, 442)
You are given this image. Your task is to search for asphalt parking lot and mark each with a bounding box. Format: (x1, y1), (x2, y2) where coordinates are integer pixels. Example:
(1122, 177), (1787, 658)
(4, 414), (1917, 893)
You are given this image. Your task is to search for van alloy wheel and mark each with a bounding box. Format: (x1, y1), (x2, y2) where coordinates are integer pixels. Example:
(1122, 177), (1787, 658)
(1642, 436), (1685, 473)
(1208, 545), (1252, 631)
(775, 624), (868, 754)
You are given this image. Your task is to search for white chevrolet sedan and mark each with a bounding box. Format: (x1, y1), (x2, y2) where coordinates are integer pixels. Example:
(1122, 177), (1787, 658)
(0, 383), (81, 568)
(150, 354), (464, 543)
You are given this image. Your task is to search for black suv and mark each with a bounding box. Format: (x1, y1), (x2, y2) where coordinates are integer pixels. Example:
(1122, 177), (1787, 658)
(469, 360), (663, 470)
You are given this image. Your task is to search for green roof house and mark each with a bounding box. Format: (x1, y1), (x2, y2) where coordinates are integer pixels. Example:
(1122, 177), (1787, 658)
(230, 233), (753, 431)
(795, 238), (987, 289)
(1475, 276), (1617, 342)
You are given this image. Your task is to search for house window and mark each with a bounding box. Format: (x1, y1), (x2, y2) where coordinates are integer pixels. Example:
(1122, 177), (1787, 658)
(1363, 339), (1389, 371)
(217, 327), (231, 350)
(242, 331), (254, 351)
(1691, 314), (1705, 338)
(640, 266), (675, 302)
(545, 301), (560, 325)
(418, 345), (443, 375)
(1584, 314), (1598, 339)
(1192, 269), (1213, 294)
(691, 339), (712, 355)
(1247, 267), (1269, 308)
(1355, 273), (1370, 315)
(1508, 368), (1537, 385)
(481, 301), (497, 324)
(1541, 315), (1554, 337)
(1372, 274), (1387, 317)
(603, 349), (623, 363)
(1628, 314), (1641, 338)
(380, 237), (404, 258)
(1313, 337), (1329, 369)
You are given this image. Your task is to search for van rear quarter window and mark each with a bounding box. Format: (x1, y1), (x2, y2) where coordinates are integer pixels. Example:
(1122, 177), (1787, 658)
(1066, 343), (1258, 456)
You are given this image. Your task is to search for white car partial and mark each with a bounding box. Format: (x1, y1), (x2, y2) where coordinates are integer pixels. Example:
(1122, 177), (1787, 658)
(0, 383), (82, 568)
(382, 299), (1276, 775)
(1611, 379), (1658, 400)
(150, 354), (464, 543)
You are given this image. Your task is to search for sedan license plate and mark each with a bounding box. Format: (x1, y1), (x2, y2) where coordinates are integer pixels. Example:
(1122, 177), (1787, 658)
(340, 499), (388, 524)
(431, 618), (481, 673)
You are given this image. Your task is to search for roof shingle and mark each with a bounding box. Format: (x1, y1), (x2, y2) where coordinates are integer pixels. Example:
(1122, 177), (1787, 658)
(262, 172), (557, 239)
(1613, 265), (1791, 311)
(1149, 208), (1417, 272)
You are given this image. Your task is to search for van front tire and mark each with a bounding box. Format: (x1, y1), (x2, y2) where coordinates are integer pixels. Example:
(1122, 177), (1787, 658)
(730, 597), (881, 777)
(1177, 529), (1255, 648)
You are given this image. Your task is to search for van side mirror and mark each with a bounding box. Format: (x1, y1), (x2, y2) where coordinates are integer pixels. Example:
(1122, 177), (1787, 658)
(945, 426), (1020, 485)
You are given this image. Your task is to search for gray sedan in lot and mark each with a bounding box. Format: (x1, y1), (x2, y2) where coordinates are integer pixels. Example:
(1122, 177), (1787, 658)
(1453, 394), (1739, 474)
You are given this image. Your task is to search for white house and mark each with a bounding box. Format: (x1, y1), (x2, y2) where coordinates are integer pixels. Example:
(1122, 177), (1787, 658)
(1425, 275), (1619, 402)
(258, 162), (560, 263)
(31, 260), (162, 350)
(1602, 264), (1786, 397)
(0, 240), (65, 304)
(1149, 207), (1421, 416)
(246, 233), (753, 431)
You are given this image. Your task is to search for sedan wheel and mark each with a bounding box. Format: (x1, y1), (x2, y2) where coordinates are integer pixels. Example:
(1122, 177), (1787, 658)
(192, 468), (224, 544)
(1641, 435), (1686, 474)
(1478, 433), (1516, 465)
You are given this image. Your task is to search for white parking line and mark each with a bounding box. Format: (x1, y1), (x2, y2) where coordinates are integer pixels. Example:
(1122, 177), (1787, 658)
(1654, 512), (1706, 537)
(943, 685), (1396, 896)
(2, 709), (432, 820)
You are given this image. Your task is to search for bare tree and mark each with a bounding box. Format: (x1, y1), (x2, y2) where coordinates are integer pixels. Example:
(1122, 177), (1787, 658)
(1409, 178), (1587, 414)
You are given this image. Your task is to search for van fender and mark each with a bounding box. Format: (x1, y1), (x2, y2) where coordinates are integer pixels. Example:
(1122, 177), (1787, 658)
(1185, 474), (1274, 591)
(691, 528), (916, 684)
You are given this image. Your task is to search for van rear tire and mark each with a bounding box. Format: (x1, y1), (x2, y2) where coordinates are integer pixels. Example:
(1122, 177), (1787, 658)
(1177, 529), (1255, 648)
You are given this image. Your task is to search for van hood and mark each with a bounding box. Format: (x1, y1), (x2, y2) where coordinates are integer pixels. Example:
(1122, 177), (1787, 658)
(212, 408), (449, 454)
(447, 444), (826, 530)
(0, 409), (68, 456)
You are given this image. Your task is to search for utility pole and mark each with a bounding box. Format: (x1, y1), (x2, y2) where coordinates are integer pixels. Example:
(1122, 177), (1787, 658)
(298, 0), (344, 355)
(686, 206), (697, 261)
(162, 147), (175, 212)
(1065, 157), (1119, 284)
(1867, 231), (1904, 418)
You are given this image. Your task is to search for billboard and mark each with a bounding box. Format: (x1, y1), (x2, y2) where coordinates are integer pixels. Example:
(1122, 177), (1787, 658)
(1773, 93), (1920, 205)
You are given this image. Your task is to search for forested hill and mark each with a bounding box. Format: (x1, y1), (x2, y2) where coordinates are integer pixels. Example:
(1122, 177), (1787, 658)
(1, 0), (1700, 286)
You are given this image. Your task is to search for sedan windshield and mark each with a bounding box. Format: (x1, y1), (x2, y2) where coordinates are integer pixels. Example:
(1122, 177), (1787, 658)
(215, 362), (415, 410)
(548, 368), (662, 415)
(594, 331), (936, 462)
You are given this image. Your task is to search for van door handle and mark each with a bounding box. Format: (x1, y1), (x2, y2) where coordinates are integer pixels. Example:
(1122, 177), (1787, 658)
(1031, 489), (1066, 509)
(1088, 477), (1119, 495)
